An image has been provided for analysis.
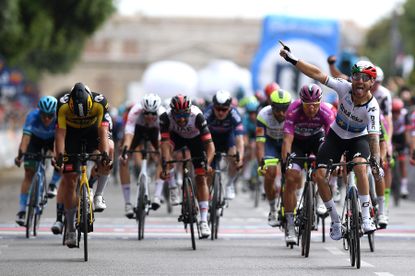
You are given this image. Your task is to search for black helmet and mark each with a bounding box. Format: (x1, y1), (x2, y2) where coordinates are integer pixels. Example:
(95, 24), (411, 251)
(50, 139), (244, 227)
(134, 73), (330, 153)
(69, 82), (93, 117)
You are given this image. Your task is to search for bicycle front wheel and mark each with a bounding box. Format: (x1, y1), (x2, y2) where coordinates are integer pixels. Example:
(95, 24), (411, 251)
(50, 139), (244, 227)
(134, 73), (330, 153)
(81, 185), (89, 262)
(350, 188), (361, 269)
(26, 174), (39, 238)
(33, 175), (47, 237)
(183, 177), (197, 250)
(137, 181), (146, 240)
(301, 182), (313, 258)
(210, 173), (219, 240)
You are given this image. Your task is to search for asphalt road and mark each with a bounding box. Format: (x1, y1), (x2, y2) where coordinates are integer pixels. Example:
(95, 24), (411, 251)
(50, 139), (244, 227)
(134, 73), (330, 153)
(1, 167), (415, 275)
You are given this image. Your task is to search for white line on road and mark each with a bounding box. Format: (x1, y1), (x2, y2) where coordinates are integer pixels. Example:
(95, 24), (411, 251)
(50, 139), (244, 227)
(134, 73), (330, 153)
(374, 273), (394, 276)
(361, 260), (374, 267)
(324, 246), (345, 255)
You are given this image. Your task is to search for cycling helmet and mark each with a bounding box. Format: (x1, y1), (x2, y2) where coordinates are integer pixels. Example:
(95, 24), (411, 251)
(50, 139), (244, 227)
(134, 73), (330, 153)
(299, 84), (323, 103)
(170, 94), (192, 113)
(375, 66), (384, 83)
(38, 96), (57, 115)
(68, 82), (93, 117)
(142, 93), (161, 113)
(392, 98), (404, 112)
(245, 100), (259, 113)
(270, 89), (292, 110)
(264, 82), (280, 97)
(212, 90), (232, 107)
(351, 60), (377, 79)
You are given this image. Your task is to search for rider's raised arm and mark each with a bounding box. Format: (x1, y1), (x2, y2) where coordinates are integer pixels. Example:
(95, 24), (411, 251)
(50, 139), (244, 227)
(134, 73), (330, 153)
(279, 48), (328, 84)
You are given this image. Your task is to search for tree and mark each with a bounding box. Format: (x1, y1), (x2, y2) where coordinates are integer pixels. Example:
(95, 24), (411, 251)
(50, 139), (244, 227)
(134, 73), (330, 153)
(0, 0), (115, 80)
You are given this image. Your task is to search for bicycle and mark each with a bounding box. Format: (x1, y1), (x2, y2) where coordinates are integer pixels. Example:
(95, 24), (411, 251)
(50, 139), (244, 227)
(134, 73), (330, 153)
(122, 141), (159, 240)
(326, 158), (373, 269)
(209, 151), (239, 240)
(23, 149), (53, 238)
(64, 141), (105, 262)
(162, 148), (206, 250)
(285, 154), (325, 257)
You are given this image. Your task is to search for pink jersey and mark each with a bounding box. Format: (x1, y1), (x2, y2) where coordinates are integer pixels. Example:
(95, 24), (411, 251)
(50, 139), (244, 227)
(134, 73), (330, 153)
(283, 99), (335, 140)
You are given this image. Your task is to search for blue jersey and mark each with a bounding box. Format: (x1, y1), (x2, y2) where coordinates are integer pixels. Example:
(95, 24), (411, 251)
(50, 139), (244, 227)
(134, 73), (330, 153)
(242, 114), (256, 139)
(204, 104), (244, 136)
(23, 109), (56, 140)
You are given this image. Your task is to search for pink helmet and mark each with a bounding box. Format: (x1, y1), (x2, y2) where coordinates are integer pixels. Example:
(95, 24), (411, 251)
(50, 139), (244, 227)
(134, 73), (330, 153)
(299, 84), (323, 103)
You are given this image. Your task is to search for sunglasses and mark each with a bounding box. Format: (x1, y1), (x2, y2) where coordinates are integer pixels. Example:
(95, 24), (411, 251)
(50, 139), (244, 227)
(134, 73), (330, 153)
(214, 106), (229, 112)
(40, 112), (55, 119)
(173, 112), (190, 119)
(271, 105), (288, 113)
(352, 73), (372, 82)
(143, 111), (157, 116)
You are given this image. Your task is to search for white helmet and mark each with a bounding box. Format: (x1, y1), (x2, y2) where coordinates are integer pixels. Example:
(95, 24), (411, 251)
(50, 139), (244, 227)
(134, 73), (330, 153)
(141, 93), (161, 113)
(375, 66), (384, 83)
(212, 90), (232, 106)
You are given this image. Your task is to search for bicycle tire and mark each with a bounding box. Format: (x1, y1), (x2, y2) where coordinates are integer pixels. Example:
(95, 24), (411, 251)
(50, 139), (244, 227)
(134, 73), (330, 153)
(183, 177), (196, 250)
(33, 175), (47, 237)
(210, 173), (219, 240)
(81, 184), (89, 262)
(137, 180), (146, 240)
(301, 182), (313, 258)
(26, 174), (39, 238)
(163, 182), (172, 214)
(254, 177), (260, 208)
(62, 218), (67, 246)
(215, 173), (224, 239)
(350, 188), (361, 269)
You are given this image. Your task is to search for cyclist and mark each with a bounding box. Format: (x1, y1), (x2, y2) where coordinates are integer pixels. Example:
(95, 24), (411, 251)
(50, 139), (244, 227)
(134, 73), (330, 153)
(263, 82), (280, 106)
(256, 89), (292, 227)
(14, 96), (60, 226)
(328, 57), (393, 226)
(281, 84), (335, 243)
(119, 93), (166, 218)
(392, 97), (411, 198)
(54, 82), (112, 248)
(241, 99), (260, 189)
(159, 94), (215, 239)
(280, 46), (383, 240)
(204, 90), (244, 200)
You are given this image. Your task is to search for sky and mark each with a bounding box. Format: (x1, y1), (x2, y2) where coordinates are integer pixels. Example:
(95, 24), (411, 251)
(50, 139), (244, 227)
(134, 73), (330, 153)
(115, 0), (406, 28)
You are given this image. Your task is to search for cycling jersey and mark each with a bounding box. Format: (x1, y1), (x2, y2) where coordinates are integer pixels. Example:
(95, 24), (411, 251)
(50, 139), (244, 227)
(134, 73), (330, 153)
(325, 77), (380, 139)
(283, 99), (335, 140)
(57, 92), (109, 129)
(159, 105), (211, 142)
(373, 85), (392, 116)
(23, 109), (56, 140)
(393, 108), (410, 135)
(124, 103), (166, 135)
(204, 104), (244, 136)
(256, 105), (284, 142)
(242, 115), (256, 140)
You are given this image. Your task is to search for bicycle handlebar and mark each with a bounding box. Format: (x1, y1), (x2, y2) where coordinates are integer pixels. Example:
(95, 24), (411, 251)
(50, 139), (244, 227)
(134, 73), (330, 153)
(325, 159), (371, 178)
(121, 146), (160, 159)
(23, 152), (53, 160)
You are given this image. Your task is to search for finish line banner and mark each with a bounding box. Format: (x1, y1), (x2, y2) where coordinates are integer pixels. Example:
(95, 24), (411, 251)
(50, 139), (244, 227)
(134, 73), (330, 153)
(251, 15), (340, 96)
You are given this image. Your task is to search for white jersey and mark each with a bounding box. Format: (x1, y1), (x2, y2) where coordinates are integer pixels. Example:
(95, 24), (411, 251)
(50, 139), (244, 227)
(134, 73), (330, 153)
(167, 105), (204, 139)
(256, 105), (285, 140)
(124, 103), (166, 135)
(373, 85), (392, 116)
(325, 77), (381, 139)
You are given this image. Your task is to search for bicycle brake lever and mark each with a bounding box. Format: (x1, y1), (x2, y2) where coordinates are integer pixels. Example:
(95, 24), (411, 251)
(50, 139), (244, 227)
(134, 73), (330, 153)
(279, 40), (291, 52)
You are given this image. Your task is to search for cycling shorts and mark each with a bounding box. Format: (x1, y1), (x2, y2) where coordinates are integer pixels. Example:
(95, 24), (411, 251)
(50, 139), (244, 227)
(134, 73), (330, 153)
(290, 132), (324, 169)
(63, 125), (99, 173)
(24, 135), (54, 170)
(169, 132), (206, 173)
(264, 137), (283, 160)
(130, 125), (159, 150)
(316, 129), (370, 169)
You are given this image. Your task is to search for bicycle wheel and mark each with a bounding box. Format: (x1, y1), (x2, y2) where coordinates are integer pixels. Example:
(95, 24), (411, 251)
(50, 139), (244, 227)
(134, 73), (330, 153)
(137, 180), (146, 240)
(350, 188), (361, 269)
(62, 218), (67, 246)
(210, 173), (219, 240)
(163, 182), (172, 214)
(33, 175), (47, 237)
(183, 177), (196, 250)
(81, 184), (89, 262)
(26, 174), (39, 238)
(301, 182), (313, 257)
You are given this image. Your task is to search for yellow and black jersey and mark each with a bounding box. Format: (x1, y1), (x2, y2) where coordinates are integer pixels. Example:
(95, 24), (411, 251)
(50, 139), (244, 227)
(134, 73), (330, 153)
(57, 92), (109, 129)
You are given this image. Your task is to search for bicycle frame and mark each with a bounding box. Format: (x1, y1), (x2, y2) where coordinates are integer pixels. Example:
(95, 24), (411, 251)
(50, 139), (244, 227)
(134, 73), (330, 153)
(77, 163), (93, 231)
